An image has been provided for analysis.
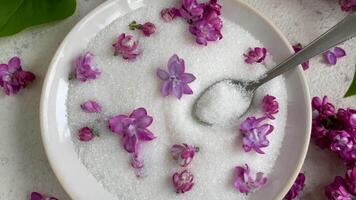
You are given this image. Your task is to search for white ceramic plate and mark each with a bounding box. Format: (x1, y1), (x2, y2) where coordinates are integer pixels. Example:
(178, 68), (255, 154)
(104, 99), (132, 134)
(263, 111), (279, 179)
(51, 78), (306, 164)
(40, 0), (311, 199)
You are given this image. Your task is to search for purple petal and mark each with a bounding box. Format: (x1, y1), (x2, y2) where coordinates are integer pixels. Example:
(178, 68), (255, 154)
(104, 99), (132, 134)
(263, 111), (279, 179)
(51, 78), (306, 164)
(160, 81), (172, 97)
(8, 56), (21, 71)
(123, 135), (138, 153)
(30, 192), (44, 200)
(80, 101), (102, 113)
(172, 82), (183, 99)
(196, 37), (208, 46)
(136, 116), (153, 128)
(323, 51), (337, 65)
(108, 115), (127, 134)
(257, 124), (274, 137)
(182, 84), (193, 94)
(333, 47), (346, 58)
(168, 54), (185, 75)
(180, 73), (196, 83)
(137, 129), (156, 141)
(157, 69), (169, 80)
(130, 107), (147, 119)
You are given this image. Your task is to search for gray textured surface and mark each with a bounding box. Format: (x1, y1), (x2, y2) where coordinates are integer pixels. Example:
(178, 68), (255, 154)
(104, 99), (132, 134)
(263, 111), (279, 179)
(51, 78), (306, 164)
(0, 0), (355, 199)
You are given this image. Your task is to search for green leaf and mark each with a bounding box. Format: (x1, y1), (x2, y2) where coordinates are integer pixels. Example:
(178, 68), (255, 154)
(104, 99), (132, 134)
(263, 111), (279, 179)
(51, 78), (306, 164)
(0, 0), (76, 37)
(344, 64), (356, 98)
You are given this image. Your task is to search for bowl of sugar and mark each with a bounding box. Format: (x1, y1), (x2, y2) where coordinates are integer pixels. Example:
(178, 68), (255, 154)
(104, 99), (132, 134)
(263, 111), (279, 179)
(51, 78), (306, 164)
(40, 0), (311, 199)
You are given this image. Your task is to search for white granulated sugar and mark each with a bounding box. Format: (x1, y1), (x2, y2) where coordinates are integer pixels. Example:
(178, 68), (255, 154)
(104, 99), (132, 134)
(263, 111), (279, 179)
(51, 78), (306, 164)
(66, 1), (287, 200)
(195, 81), (252, 126)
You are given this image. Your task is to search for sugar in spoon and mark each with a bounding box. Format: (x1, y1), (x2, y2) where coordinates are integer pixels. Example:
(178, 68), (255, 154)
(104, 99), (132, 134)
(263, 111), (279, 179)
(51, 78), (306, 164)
(193, 12), (356, 125)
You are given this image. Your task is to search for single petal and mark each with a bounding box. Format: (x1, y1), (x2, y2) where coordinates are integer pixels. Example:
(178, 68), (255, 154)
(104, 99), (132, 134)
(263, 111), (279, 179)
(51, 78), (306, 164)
(157, 69), (169, 80)
(180, 73), (196, 83)
(130, 107), (147, 119)
(137, 116), (153, 128)
(123, 135), (138, 153)
(333, 47), (346, 58)
(257, 124), (274, 137)
(80, 100), (102, 113)
(160, 80), (172, 97)
(137, 128), (156, 141)
(172, 82), (183, 99)
(8, 56), (21, 70)
(108, 115), (127, 134)
(0, 64), (8, 76)
(323, 51), (337, 65)
(182, 84), (193, 94)
(30, 192), (44, 200)
(168, 55), (185, 75)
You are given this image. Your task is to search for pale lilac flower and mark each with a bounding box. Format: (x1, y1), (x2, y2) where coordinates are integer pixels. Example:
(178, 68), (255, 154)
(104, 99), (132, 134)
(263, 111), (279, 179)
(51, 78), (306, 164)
(170, 143), (199, 167)
(188, 16), (223, 45)
(0, 56), (36, 95)
(325, 176), (353, 200)
(160, 8), (181, 22)
(340, 0), (356, 12)
(80, 100), (102, 113)
(243, 47), (267, 64)
(172, 170), (195, 194)
(108, 107), (156, 154)
(323, 47), (346, 65)
(78, 127), (96, 142)
(312, 96), (335, 118)
(30, 192), (58, 200)
(240, 116), (274, 154)
(74, 52), (101, 82)
(292, 43), (310, 70)
(284, 173), (306, 200)
(156, 54), (196, 99)
(234, 164), (267, 194)
(179, 0), (205, 22)
(262, 94), (279, 119)
(112, 33), (140, 60)
(129, 21), (156, 37)
(345, 166), (356, 195)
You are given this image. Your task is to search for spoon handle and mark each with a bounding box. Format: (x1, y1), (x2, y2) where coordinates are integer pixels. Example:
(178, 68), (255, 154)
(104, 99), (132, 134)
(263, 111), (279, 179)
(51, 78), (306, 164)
(251, 12), (356, 89)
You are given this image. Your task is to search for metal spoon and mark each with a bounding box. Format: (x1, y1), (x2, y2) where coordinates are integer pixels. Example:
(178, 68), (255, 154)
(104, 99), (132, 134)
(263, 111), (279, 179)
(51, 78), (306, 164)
(193, 12), (356, 125)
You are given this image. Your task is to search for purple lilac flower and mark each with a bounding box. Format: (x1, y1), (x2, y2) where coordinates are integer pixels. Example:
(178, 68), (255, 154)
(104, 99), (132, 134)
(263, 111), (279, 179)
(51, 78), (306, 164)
(234, 164), (267, 194)
(323, 47), (346, 65)
(30, 192), (58, 200)
(188, 11), (223, 46)
(129, 21), (156, 37)
(311, 118), (332, 149)
(170, 143), (199, 167)
(78, 127), (96, 142)
(262, 94), (279, 119)
(325, 176), (353, 200)
(172, 170), (195, 194)
(337, 108), (356, 130)
(74, 52), (101, 82)
(284, 173), (306, 200)
(0, 56), (36, 95)
(340, 0), (356, 12)
(243, 47), (267, 64)
(240, 116), (274, 154)
(345, 166), (356, 195)
(292, 43), (310, 70)
(108, 107), (156, 154)
(80, 100), (102, 113)
(312, 96), (336, 118)
(112, 33), (140, 60)
(179, 0), (205, 23)
(156, 54), (196, 99)
(329, 130), (353, 153)
(160, 8), (181, 22)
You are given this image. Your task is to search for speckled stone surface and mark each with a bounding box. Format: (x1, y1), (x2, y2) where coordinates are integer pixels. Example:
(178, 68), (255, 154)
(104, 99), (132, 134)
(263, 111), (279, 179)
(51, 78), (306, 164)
(0, 0), (355, 199)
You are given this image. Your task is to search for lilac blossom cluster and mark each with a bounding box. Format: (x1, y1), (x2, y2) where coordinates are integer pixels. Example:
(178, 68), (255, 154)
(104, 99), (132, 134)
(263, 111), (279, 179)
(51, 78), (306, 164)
(311, 96), (356, 199)
(161, 0), (223, 46)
